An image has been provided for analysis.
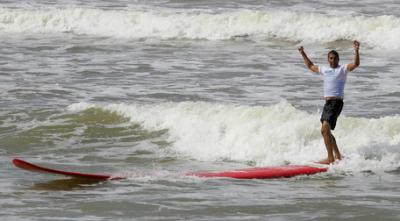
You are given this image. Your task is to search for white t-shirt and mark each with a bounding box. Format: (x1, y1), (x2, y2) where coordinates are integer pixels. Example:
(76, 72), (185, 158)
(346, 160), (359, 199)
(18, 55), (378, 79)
(318, 64), (349, 98)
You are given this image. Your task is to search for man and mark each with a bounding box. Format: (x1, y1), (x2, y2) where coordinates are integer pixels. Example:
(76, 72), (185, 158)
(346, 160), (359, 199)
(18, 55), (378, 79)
(298, 40), (360, 164)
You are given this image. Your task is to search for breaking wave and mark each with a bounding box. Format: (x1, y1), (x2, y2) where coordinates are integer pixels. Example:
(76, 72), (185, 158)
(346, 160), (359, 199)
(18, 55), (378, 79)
(0, 7), (399, 49)
(68, 101), (400, 172)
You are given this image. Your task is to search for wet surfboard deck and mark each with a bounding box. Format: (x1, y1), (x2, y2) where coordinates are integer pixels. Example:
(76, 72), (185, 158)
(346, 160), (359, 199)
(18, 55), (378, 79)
(190, 164), (328, 179)
(12, 158), (328, 180)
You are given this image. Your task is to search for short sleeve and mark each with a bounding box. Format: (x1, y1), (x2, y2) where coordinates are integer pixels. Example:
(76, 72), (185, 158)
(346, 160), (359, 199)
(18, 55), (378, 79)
(316, 65), (324, 75)
(343, 64), (350, 73)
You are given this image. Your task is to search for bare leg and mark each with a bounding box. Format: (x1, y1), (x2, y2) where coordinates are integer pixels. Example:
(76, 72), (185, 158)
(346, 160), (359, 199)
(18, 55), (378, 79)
(319, 121), (335, 164)
(330, 134), (342, 161)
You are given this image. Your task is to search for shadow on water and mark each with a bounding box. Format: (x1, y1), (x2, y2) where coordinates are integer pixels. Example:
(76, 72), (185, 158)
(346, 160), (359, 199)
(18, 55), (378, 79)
(385, 167), (400, 175)
(30, 178), (106, 191)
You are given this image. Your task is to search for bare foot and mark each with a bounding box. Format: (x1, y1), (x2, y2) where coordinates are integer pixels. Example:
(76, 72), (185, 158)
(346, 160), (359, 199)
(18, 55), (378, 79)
(317, 158), (333, 165)
(335, 154), (342, 161)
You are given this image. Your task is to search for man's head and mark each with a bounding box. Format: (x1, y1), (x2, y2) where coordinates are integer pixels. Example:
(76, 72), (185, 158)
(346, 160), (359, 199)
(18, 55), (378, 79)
(327, 50), (339, 68)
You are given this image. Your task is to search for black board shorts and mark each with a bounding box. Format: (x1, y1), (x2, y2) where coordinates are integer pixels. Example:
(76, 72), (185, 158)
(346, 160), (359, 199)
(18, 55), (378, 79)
(320, 99), (343, 130)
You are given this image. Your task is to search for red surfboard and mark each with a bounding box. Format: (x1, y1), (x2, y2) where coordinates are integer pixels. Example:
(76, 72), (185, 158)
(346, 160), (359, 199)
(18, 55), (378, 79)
(190, 165), (328, 179)
(12, 158), (328, 180)
(12, 158), (124, 180)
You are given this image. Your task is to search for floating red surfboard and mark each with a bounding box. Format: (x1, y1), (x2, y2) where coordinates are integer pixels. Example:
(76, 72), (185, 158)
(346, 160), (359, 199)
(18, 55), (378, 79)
(12, 158), (328, 180)
(12, 158), (124, 180)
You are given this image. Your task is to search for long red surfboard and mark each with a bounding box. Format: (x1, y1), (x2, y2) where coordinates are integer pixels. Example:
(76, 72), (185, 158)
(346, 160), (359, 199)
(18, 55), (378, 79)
(12, 158), (328, 180)
(191, 165), (328, 179)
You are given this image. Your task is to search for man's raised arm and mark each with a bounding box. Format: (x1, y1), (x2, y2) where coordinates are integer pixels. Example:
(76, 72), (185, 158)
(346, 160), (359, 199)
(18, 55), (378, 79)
(298, 46), (319, 73)
(347, 40), (360, 72)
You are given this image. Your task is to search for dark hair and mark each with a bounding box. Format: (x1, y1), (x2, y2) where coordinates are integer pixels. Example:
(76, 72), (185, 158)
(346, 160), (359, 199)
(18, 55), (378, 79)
(328, 50), (339, 59)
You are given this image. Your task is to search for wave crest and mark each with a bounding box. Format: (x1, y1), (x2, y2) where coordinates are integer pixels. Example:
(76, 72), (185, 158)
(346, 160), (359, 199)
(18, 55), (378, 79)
(1, 8), (399, 49)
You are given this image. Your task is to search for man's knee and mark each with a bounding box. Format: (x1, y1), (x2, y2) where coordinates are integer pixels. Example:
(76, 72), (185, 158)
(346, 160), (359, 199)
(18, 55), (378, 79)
(321, 122), (331, 136)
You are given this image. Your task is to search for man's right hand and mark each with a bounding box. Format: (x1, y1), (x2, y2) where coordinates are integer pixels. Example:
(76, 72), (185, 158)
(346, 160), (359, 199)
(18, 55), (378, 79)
(298, 46), (304, 53)
(354, 40), (360, 51)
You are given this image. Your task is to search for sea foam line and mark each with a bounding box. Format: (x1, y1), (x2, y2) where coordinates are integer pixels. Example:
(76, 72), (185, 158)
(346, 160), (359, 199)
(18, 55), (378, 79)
(0, 7), (399, 49)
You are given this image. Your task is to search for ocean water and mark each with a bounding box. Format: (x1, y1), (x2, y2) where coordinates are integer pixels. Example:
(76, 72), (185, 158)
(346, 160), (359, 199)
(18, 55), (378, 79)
(1, 0), (400, 220)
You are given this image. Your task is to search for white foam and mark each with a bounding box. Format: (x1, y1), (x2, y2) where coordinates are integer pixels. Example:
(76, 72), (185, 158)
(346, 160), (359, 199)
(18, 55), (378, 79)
(68, 101), (400, 172)
(0, 7), (399, 49)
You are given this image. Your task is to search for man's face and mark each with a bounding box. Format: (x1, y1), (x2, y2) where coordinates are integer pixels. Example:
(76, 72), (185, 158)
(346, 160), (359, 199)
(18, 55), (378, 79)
(328, 53), (339, 68)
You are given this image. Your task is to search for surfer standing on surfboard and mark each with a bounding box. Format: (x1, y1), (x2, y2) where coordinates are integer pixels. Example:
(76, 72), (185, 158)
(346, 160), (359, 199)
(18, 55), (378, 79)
(298, 40), (360, 164)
